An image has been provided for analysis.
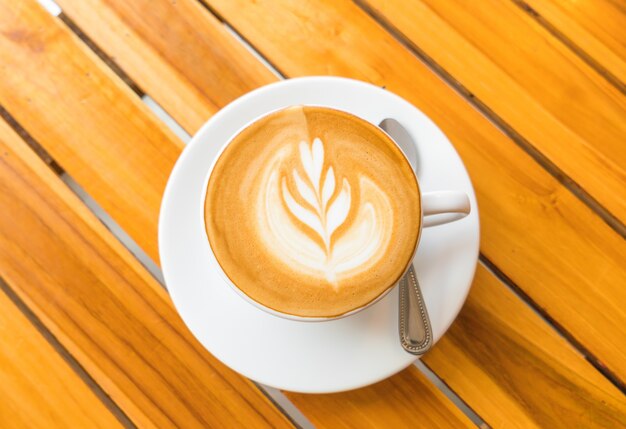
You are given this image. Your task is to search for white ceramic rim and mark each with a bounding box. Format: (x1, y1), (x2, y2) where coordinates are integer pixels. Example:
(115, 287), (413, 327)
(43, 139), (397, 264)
(200, 105), (427, 322)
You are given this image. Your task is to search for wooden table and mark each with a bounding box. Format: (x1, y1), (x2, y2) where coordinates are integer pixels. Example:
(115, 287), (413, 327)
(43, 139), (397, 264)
(0, 0), (624, 427)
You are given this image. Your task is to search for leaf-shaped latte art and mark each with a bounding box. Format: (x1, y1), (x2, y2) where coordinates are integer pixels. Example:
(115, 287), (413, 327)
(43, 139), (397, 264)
(283, 139), (351, 254)
(261, 138), (391, 286)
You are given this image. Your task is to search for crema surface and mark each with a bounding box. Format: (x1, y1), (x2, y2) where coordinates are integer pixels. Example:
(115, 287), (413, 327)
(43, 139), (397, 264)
(205, 106), (420, 317)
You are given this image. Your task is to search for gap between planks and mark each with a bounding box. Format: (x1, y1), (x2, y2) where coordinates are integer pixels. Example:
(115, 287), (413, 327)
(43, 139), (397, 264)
(200, 0), (288, 79)
(353, 0), (626, 241)
(479, 255), (626, 396)
(0, 276), (136, 428)
(59, 12), (144, 97)
(510, 0), (626, 95)
(415, 360), (487, 427)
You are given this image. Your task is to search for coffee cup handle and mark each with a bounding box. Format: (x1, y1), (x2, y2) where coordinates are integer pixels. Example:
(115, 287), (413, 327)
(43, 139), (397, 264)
(422, 191), (471, 228)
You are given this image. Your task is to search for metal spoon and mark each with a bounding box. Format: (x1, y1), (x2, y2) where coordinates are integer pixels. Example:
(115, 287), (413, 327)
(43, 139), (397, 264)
(379, 118), (433, 355)
(379, 118), (420, 177)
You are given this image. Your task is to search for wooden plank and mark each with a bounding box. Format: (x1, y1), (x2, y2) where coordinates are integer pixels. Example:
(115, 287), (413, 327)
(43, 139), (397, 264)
(523, 0), (626, 84)
(361, 0), (626, 226)
(287, 365), (474, 429)
(0, 70), (293, 429)
(0, 293), (122, 429)
(0, 0), (181, 264)
(2, 0), (626, 426)
(0, 124), (122, 429)
(423, 265), (626, 428)
(0, 237), (122, 428)
(203, 0), (626, 383)
(0, 119), (123, 429)
(54, 0), (276, 134)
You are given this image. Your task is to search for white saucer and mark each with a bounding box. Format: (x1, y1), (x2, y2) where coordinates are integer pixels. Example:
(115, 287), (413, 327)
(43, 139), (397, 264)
(159, 77), (479, 393)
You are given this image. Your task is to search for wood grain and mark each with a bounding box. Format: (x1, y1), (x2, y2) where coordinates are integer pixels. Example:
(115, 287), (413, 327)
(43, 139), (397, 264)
(0, 127), (122, 429)
(55, 0), (276, 134)
(2, 0), (626, 426)
(423, 265), (626, 428)
(361, 0), (626, 226)
(522, 0), (626, 84)
(0, 0), (181, 264)
(0, 251), (122, 427)
(287, 365), (474, 429)
(0, 101), (292, 429)
(204, 0), (626, 384)
(0, 297), (121, 429)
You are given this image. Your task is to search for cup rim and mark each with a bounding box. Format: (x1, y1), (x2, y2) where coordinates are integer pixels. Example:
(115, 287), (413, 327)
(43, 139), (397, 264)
(201, 104), (423, 322)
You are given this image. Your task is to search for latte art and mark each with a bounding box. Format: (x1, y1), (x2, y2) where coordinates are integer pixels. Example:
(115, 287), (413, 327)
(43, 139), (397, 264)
(205, 106), (420, 318)
(260, 138), (391, 285)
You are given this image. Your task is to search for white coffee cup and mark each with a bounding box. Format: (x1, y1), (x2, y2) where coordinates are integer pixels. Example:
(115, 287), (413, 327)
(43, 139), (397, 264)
(202, 106), (470, 321)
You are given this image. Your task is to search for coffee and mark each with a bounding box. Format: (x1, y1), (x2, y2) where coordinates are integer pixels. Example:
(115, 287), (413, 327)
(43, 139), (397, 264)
(205, 106), (420, 317)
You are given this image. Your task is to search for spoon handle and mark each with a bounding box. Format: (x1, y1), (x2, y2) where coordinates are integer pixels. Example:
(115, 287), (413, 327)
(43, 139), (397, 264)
(399, 264), (433, 355)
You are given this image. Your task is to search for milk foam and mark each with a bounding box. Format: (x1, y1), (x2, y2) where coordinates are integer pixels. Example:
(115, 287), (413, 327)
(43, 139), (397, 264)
(204, 106), (421, 317)
(258, 138), (392, 285)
